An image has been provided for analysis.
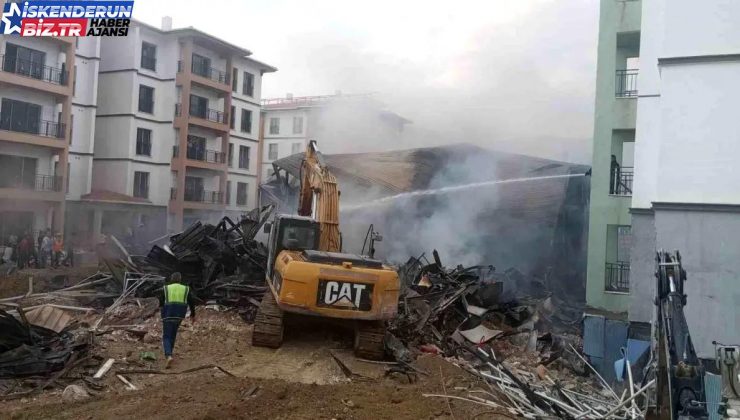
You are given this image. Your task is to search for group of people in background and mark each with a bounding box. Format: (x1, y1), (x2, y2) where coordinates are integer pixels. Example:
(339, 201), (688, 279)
(2, 230), (69, 270)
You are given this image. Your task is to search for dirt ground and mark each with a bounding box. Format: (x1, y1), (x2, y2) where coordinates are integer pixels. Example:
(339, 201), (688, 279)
(0, 271), (512, 420)
(0, 265), (100, 299)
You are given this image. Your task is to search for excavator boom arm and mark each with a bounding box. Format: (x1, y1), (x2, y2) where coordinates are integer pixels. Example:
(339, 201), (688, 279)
(297, 141), (341, 252)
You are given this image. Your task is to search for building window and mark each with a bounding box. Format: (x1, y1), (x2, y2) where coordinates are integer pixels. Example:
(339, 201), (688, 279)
(241, 109), (252, 133)
(136, 128), (152, 156)
(189, 94), (208, 119)
(66, 163), (70, 193)
(238, 145), (250, 169)
(232, 68), (238, 92)
(0, 98), (42, 135)
(3, 43), (45, 81)
(141, 42), (157, 71)
(133, 171), (149, 198)
(268, 143), (278, 160)
(291, 142), (302, 155)
(269, 118), (280, 135)
(228, 143), (234, 167)
(69, 114), (74, 144)
(191, 54), (211, 78)
(242, 71), (254, 96)
(236, 182), (248, 205)
(226, 180), (231, 205)
(73, 65), (77, 95)
(292, 116), (303, 134)
(138, 85), (154, 114)
(230, 105), (235, 129)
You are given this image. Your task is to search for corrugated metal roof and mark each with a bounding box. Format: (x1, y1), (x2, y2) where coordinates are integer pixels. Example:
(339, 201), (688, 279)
(25, 305), (72, 333)
(270, 144), (588, 200)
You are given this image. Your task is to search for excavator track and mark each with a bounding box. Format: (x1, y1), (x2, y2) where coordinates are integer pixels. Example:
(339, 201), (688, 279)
(354, 321), (386, 360)
(251, 291), (284, 348)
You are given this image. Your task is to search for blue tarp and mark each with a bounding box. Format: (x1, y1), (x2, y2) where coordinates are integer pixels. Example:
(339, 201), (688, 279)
(614, 338), (651, 381)
(583, 314), (629, 383)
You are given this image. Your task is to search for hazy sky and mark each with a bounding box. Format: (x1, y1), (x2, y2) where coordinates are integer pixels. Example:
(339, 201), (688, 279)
(133, 1), (599, 163)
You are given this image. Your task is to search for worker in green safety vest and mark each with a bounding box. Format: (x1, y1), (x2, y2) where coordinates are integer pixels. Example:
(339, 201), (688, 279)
(158, 272), (197, 368)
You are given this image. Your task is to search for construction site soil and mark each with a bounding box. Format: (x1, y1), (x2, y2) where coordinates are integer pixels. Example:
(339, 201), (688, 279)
(0, 269), (505, 419)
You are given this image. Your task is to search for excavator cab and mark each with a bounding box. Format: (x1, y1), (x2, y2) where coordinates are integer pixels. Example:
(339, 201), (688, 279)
(264, 214), (320, 280)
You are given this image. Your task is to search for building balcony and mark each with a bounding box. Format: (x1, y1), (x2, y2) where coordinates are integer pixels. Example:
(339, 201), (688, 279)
(172, 145), (226, 164)
(0, 174), (64, 201)
(0, 55), (71, 97)
(609, 167), (633, 196)
(175, 104), (229, 132)
(0, 119), (67, 148)
(177, 60), (230, 92)
(1, 55), (68, 85)
(605, 262), (630, 293)
(171, 188), (224, 205)
(615, 69), (638, 98)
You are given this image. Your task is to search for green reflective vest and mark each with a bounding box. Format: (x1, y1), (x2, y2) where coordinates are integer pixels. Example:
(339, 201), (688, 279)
(164, 283), (189, 304)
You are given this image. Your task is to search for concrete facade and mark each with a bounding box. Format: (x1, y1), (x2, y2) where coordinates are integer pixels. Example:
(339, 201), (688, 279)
(260, 93), (410, 181)
(626, 0), (740, 358)
(88, 19), (275, 241)
(0, 34), (77, 244)
(585, 0), (641, 313)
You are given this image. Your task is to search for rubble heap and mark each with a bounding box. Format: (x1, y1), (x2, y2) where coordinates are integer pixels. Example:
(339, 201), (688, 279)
(100, 205), (274, 308)
(386, 250), (645, 418)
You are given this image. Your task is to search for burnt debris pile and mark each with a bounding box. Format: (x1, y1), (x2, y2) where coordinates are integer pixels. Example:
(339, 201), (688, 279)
(386, 250), (632, 418)
(97, 205), (275, 308)
(0, 307), (93, 400)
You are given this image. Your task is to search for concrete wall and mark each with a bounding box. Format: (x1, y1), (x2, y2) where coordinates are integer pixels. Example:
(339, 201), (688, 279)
(653, 207), (740, 358)
(628, 0), (740, 359)
(67, 37), (100, 201)
(656, 61), (740, 204)
(233, 57), (264, 104)
(627, 211), (656, 323)
(662, 0), (740, 57)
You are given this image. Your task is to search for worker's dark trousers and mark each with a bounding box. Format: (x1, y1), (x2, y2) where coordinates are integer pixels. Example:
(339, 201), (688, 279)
(162, 319), (182, 357)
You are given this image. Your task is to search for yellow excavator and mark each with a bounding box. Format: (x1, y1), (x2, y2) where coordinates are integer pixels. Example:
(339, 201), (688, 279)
(252, 140), (400, 359)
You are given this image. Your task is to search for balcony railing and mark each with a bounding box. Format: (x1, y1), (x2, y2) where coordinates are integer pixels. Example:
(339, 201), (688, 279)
(189, 105), (227, 125)
(605, 262), (630, 292)
(172, 145), (226, 164)
(0, 55), (67, 85)
(177, 60), (229, 85)
(615, 69), (638, 97)
(610, 166), (633, 196)
(184, 189), (223, 204)
(0, 119), (65, 139)
(0, 174), (62, 192)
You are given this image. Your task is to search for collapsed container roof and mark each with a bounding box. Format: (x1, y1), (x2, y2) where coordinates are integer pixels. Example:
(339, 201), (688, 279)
(266, 143), (589, 201)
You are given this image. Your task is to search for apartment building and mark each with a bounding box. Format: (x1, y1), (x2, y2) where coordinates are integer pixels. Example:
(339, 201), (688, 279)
(627, 0), (740, 359)
(260, 93), (410, 180)
(91, 18), (275, 240)
(585, 0), (740, 376)
(0, 34), (83, 243)
(583, 0), (641, 380)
